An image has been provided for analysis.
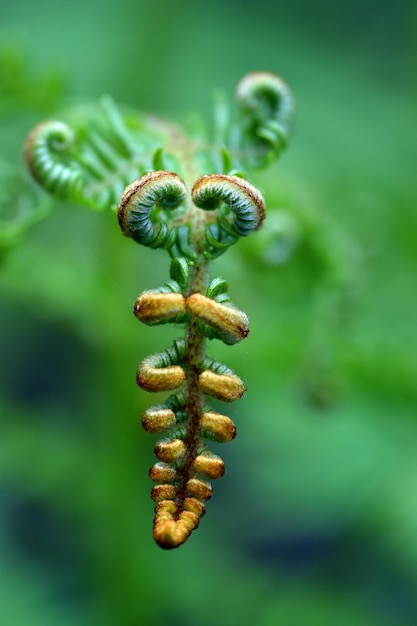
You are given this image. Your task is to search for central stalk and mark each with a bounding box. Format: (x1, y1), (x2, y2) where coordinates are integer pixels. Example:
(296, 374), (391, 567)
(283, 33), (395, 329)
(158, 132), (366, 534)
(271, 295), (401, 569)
(175, 257), (210, 514)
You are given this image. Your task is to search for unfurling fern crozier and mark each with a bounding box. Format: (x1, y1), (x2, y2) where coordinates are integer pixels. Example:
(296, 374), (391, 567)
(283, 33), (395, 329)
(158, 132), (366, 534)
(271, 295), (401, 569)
(24, 71), (294, 549)
(118, 171), (259, 549)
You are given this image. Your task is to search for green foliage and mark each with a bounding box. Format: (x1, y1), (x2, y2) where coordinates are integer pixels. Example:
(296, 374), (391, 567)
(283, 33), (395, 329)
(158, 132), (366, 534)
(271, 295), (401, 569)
(0, 39), (65, 259)
(0, 160), (50, 259)
(0, 38), (64, 116)
(1, 0), (417, 623)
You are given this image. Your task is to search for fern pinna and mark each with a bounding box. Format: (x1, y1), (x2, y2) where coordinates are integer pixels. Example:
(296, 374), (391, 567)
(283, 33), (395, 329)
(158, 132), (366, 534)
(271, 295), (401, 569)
(24, 72), (294, 549)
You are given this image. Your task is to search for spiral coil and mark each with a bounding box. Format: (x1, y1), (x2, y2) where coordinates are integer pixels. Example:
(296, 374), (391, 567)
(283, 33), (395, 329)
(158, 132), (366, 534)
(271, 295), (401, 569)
(236, 71), (295, 167)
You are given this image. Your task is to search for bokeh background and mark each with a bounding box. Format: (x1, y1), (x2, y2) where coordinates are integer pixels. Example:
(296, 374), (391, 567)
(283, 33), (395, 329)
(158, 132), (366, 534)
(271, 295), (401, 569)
(1, 0), (416, 624)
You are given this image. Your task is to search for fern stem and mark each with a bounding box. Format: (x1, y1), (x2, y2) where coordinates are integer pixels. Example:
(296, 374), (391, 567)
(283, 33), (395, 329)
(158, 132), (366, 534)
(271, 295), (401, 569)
(176, 260), (210, 513)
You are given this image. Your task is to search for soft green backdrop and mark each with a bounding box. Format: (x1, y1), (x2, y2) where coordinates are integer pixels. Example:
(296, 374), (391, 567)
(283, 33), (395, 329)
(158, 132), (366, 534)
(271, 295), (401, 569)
(1, 1), (416, 625)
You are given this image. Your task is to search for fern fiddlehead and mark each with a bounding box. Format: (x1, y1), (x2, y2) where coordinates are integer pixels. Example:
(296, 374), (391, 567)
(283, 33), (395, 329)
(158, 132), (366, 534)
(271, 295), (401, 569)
(119, 173), (253, 548)
(236, 71), (295, 167)
(24, 71), (294, 549)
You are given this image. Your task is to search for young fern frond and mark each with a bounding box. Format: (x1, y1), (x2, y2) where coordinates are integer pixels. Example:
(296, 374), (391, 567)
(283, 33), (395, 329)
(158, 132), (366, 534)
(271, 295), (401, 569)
(24, 72), (295, 549)
(118, 170), (188, 249)
(192, 173), (266, 258)
(236, 71), (295, 167)
(118, 172), (259, 550)
(24, 121), (84, 200)
(24, 97), (188, 211)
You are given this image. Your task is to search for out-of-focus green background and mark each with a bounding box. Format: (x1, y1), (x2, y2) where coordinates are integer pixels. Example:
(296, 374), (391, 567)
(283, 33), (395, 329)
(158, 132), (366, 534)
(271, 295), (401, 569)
(1, 1), (416, 624)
